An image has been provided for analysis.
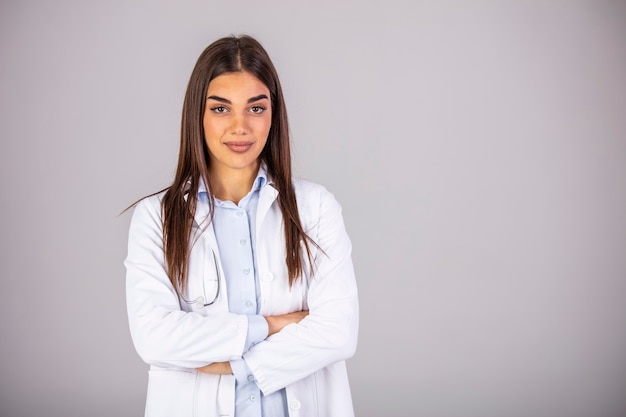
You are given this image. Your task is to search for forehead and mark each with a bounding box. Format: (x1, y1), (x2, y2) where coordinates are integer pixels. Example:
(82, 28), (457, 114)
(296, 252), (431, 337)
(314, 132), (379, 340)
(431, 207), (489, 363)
(206, 71), (270, 98)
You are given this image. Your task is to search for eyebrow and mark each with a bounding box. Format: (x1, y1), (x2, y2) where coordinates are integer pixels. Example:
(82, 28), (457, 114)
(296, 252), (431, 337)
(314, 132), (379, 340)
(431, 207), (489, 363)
(206, 94), (269, 104)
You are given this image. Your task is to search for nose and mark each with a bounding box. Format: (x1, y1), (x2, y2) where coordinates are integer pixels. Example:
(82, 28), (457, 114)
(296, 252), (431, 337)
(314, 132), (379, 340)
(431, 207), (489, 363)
(230, 112), (249, 135)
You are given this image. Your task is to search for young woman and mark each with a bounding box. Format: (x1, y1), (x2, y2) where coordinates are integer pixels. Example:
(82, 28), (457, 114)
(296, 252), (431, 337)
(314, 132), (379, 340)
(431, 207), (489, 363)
(124, 35), (359, 417)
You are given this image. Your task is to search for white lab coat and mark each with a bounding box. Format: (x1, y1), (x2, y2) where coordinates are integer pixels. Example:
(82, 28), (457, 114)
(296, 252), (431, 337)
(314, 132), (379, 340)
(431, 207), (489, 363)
(125, 177), (359, 417)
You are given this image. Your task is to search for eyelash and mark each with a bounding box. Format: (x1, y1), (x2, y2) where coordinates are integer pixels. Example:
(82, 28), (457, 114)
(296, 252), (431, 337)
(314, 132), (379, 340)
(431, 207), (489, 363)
(209, 105), (267, 114)
(210, 106), (228, 114)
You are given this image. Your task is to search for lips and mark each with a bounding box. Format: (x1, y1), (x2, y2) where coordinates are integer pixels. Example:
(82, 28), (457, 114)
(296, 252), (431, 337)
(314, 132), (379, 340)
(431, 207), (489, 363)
(224, 141), (254, 153)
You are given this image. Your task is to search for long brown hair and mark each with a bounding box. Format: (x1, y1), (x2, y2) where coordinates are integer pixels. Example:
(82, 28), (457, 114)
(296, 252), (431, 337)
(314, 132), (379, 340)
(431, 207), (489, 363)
(160, 34), (314, 293)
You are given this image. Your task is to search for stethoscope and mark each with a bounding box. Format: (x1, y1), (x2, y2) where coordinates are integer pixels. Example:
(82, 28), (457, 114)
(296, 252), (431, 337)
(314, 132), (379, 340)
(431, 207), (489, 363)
(177, 184), (222, 307)
(179, 247), (221, 307)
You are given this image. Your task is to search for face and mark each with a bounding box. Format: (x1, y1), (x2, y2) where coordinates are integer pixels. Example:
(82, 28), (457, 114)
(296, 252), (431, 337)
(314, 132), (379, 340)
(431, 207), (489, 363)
(203, 71), (272, 177)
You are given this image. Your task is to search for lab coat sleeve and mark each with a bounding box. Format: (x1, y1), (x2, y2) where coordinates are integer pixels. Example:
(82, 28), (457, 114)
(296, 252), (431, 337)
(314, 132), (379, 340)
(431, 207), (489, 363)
(243, 186), (359, 394)
(125, 195), (248, 369)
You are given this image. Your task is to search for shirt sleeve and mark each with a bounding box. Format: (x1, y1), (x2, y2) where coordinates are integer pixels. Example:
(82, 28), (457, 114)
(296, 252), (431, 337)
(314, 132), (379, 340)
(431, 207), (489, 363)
(230, 358), (256, 386)
(245, 314), (269, 351)
(230, 314), (267, 384)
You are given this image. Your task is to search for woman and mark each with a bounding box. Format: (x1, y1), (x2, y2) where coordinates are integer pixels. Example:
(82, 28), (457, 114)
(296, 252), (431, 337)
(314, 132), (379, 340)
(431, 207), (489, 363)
(124, 34), (359, 417)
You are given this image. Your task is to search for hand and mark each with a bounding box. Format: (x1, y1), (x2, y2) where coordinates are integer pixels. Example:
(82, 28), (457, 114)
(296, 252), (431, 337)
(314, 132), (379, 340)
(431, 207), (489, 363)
(196, 361), (232, 374)
(265, 310), (309, 336)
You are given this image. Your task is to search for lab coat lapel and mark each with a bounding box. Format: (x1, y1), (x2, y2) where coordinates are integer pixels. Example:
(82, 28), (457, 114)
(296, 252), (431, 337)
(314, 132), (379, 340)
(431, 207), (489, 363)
(190, 198), (227, 307)
(256, 182), (279, 237)
(191, 196), (219, 253)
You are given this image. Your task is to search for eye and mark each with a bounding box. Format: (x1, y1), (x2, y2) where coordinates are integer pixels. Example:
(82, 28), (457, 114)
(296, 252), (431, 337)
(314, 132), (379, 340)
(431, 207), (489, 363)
(210, 106), (228, 114)
(250, 105), (266, 114)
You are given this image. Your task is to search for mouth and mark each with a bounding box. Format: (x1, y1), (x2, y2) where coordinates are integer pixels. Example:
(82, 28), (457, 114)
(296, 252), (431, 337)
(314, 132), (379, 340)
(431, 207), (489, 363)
(224, 141), (254, 153)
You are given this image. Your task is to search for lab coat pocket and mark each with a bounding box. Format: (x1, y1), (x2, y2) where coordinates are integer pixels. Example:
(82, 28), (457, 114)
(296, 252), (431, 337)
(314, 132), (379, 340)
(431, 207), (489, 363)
(145, 369), (196, 417)
(145, 369), (223, 417)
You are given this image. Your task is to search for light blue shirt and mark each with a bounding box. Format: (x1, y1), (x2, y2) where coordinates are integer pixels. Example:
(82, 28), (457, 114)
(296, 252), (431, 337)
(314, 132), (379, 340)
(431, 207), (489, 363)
(200, 167), (288, 417)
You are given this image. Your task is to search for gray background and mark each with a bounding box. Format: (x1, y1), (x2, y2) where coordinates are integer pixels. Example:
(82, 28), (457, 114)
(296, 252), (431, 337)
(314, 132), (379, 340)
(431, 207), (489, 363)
(1, 1), (625, 416)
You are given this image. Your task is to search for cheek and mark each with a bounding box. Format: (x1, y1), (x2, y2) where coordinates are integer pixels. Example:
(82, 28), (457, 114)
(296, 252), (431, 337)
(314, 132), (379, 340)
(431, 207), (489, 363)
(203, 119), (222, 141)
(258, 116), (272, 138)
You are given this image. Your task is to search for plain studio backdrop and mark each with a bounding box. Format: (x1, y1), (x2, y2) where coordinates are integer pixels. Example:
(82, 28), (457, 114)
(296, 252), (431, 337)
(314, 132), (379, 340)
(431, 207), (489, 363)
(1, 1), (625, 416)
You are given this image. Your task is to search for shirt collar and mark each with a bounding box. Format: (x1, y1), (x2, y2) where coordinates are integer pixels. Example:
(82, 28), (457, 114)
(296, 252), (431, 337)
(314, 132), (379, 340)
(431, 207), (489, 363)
(253, 164), (268, 192)
(197, 163), (269, 197)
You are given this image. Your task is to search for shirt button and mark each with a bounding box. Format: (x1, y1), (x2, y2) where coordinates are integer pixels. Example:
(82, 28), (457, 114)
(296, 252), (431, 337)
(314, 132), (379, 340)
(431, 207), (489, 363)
(243, 268), (250, 275)
(247, 375), (255, 382)
(250, 394), (257, 401)
(261, 272), (274, 282)
(245, 300), (254, 308)
(240, 239), (247, 245)
(236, 210), (244, 217)
(290, 400), (301, 410)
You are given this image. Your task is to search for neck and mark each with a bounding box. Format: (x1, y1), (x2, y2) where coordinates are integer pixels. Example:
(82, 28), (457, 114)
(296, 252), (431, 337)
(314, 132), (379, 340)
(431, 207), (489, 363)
(209, 162), (260, 204)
